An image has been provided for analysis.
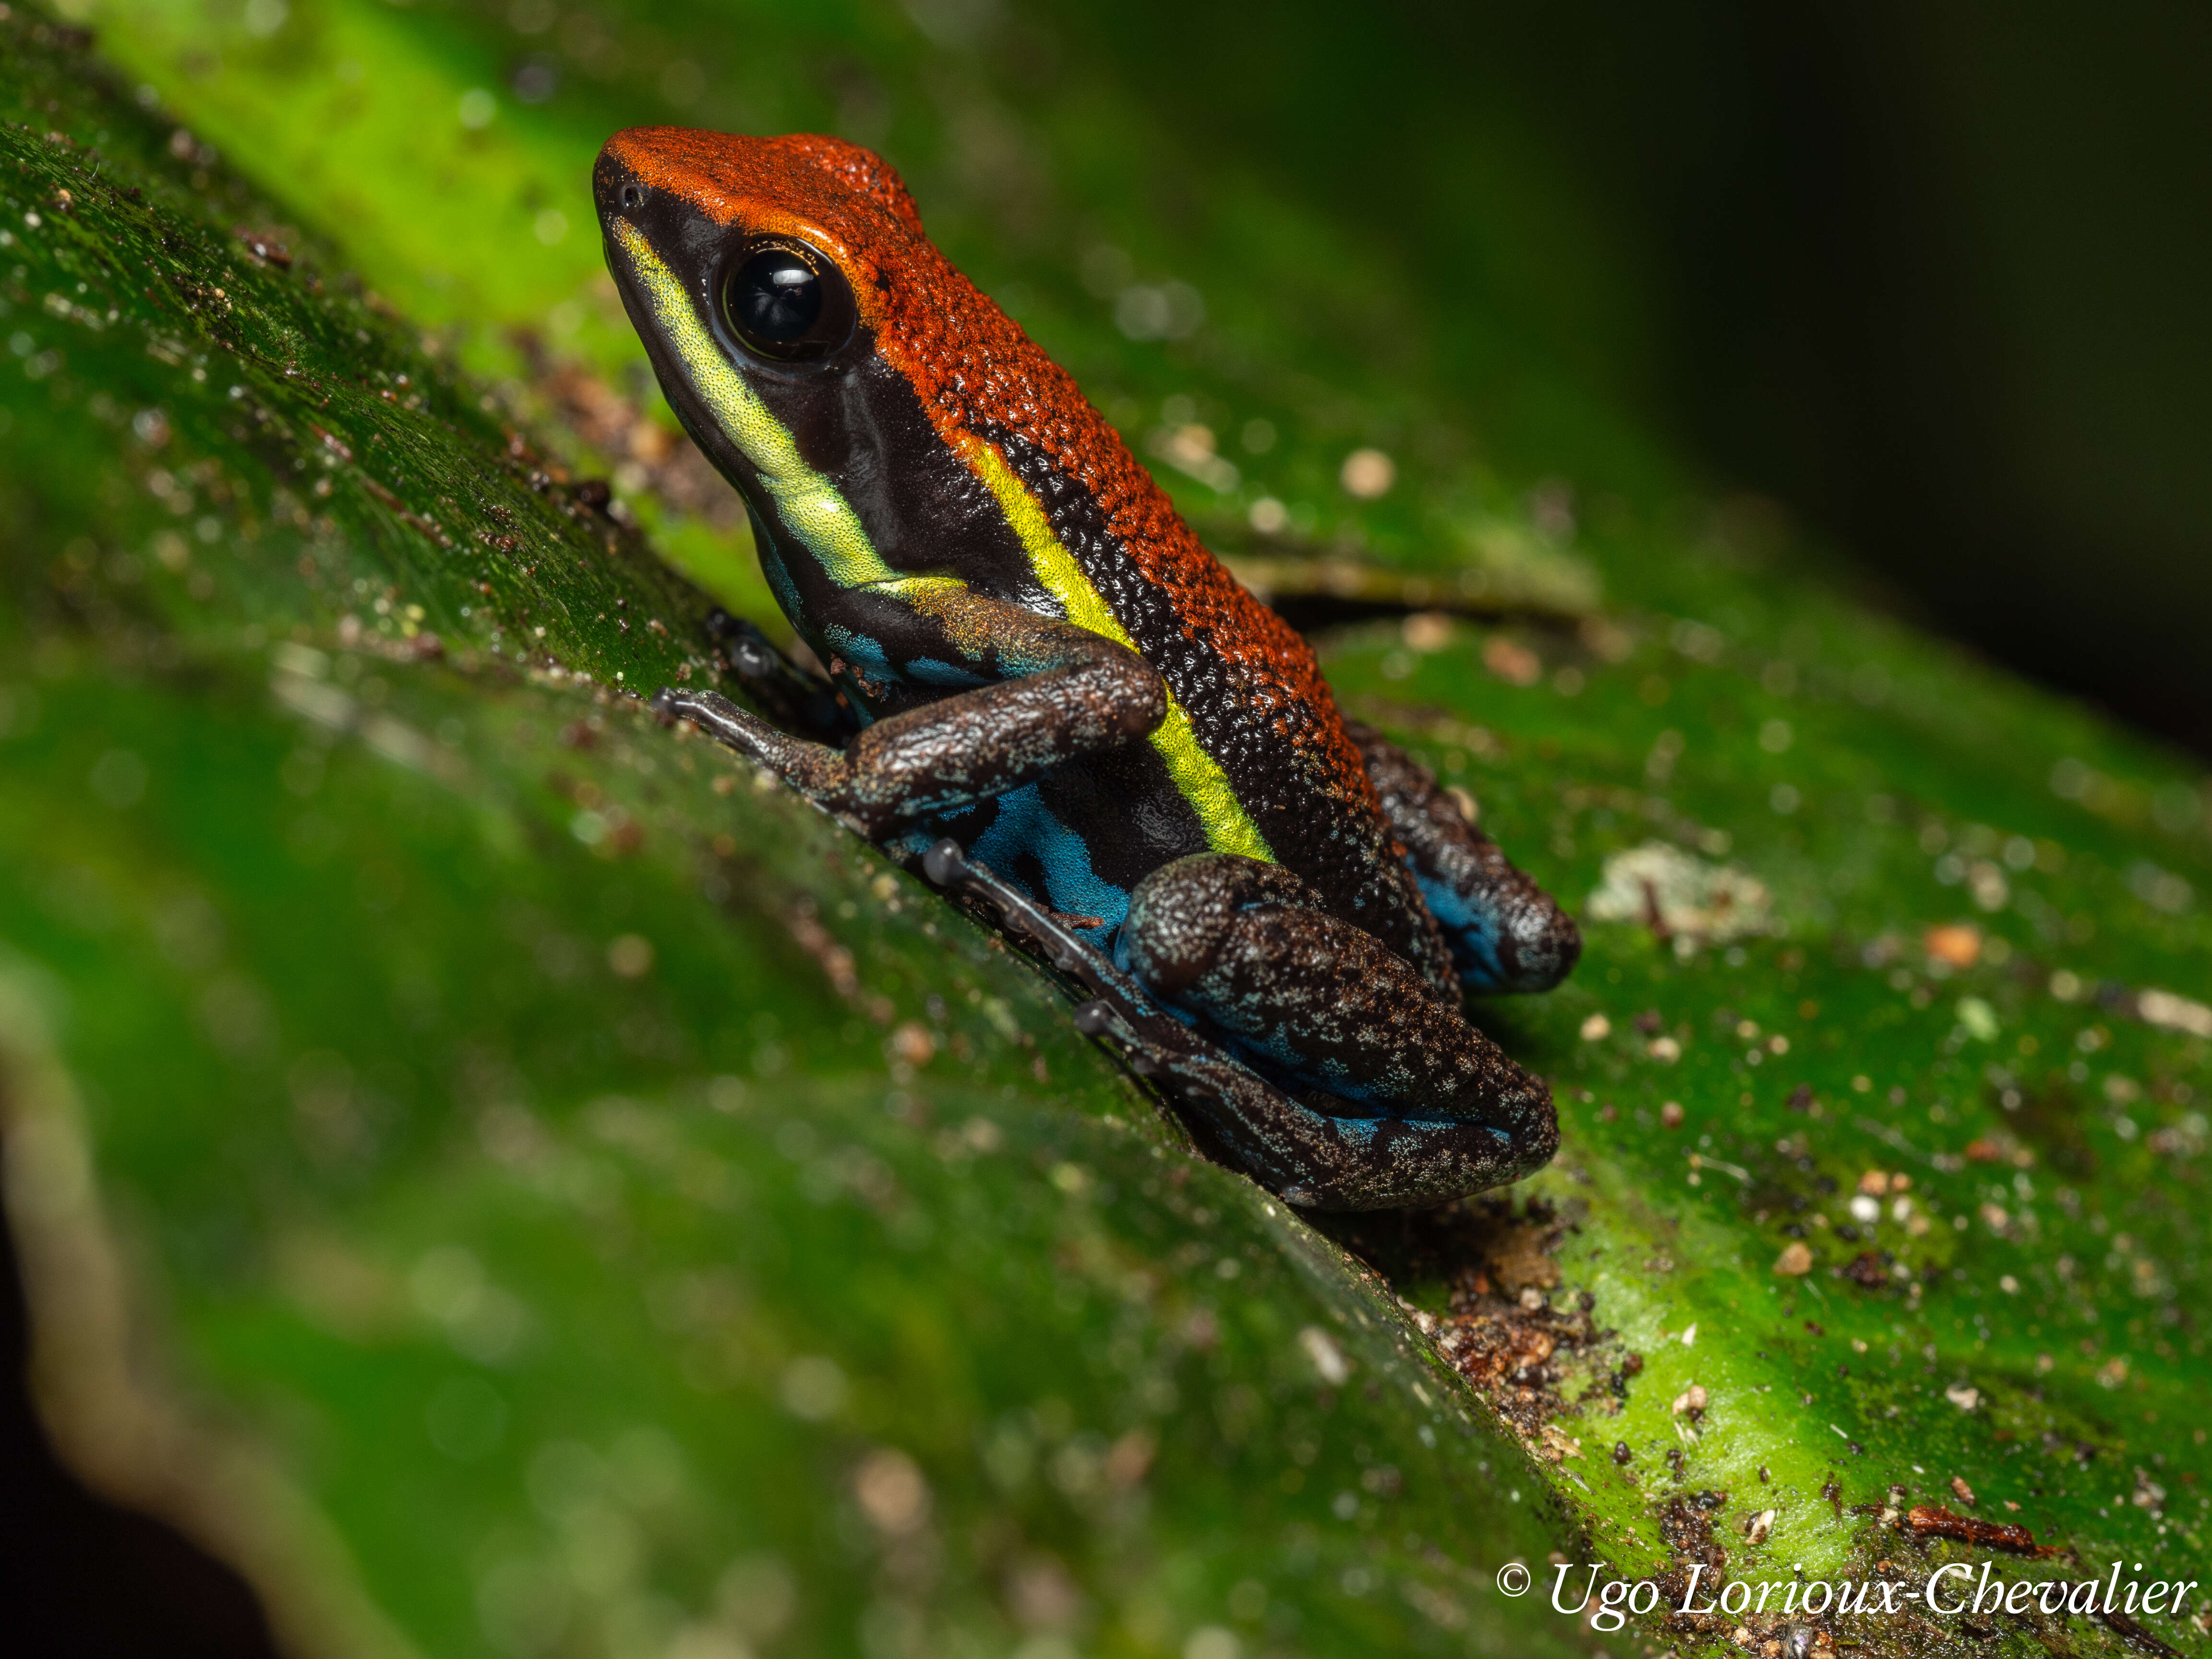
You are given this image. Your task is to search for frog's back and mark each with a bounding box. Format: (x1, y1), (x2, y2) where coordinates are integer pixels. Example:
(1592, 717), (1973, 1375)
(922, 355), (1410, 946)
(605, 130), (1427, 959)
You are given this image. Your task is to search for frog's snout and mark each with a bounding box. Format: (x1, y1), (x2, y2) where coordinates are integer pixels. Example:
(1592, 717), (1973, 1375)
(591, 136), (650, 235)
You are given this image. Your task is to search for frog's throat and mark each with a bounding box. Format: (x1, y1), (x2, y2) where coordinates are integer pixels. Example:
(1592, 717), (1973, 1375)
(609, 219), (1272, 865)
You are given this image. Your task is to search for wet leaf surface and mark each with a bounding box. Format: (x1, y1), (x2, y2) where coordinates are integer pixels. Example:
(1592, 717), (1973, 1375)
(3, 5), (2208, 1657)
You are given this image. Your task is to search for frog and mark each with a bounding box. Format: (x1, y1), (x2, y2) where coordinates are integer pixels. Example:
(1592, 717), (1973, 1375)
(593, 127), (1581, 1210)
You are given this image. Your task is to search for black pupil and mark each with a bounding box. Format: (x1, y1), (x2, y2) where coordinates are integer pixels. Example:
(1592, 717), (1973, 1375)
(733, 250), (822, 345)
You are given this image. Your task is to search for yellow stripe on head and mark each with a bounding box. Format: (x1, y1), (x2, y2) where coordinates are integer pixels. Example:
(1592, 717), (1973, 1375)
(615, 219), (1272, 864)
(962, 435), (1275, 865)
(610, 218), (893, 589)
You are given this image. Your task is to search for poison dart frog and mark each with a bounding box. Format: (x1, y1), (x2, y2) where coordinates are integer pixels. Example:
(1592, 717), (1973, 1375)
(594, 128), (1580, 1210)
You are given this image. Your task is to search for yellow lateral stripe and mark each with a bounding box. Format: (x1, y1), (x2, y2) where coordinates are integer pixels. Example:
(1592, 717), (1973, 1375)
(962, 436), (1275, 864)
(616, 218), (1270, 861)
(611, 219), (893, 589)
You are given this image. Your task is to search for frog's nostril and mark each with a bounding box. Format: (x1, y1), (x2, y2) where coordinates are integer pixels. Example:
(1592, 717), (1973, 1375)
(618, 183), (645, 211)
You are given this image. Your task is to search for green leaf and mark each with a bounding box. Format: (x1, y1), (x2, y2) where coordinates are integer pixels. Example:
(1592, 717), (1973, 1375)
(3, 6), (2207, 1659)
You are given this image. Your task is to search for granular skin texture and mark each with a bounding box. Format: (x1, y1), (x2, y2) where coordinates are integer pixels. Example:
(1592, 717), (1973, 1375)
(605, 127), (1586, 1209)
(1349, 722), (1581, 992)
(602, 129), (1419, 961)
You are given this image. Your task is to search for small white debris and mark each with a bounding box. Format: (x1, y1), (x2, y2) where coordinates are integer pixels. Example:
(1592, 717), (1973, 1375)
(780, 1355), (848, 1421)
(1339, 447), (1395, 499)
(1587, 842), (1773, 948)
(852, 1447), (931, 1537)
(1743, 1508), (1777, 1544)
(1298, 1325), (1351, 1387)
(1945, 1383), (1980, 1411)
(2138, 988), (2212, 1038)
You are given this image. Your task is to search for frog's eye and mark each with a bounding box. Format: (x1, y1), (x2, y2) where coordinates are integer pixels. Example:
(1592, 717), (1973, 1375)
(721, 240), (854, 363)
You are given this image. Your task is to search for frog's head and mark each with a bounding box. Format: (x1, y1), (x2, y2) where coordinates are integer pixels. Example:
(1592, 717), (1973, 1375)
(593, 128), (1005, 563)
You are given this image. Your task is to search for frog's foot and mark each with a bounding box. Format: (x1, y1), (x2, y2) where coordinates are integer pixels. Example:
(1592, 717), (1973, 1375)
(918, 838), (1171, 1044)
(654, 685), (882, 839)
(654, 685), (831, 785)
(1347, 721), (1581, 993)
(701, 609), (855, 744)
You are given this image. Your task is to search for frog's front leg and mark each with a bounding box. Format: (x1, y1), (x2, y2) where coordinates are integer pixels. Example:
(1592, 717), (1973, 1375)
(1120, 853), (1558, 1208)
(657, 581), (1165, 838)
(1347, 721), (1581, 993)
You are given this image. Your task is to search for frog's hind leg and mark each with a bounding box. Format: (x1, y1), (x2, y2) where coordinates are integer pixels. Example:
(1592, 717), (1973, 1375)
(1087, 1003), (1551, 1212)
(922, 841), (1515, 1211)
(1120, 853), (1558, 1209)
(1346, 721), (1581, 993)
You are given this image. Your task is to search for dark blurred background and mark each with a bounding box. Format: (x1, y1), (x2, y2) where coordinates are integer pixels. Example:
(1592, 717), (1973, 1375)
(0, 1171), (280, 1659)
(9, 1), (2210, 1654)
(1070, 0), (2212, 757)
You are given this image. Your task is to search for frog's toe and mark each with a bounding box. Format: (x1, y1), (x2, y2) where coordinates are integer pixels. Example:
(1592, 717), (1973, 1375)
(653, 685), (725, 726)
(1489, 887), (1583, 993)
(921, 836), (967, 889)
